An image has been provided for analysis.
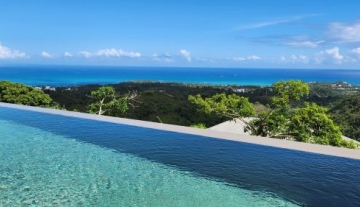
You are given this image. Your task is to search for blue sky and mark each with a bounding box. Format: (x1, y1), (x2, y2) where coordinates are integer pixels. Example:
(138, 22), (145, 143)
(1, 0), (360, 68)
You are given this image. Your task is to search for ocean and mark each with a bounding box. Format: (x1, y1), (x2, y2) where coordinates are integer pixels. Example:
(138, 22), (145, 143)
(1, 65), (360, 86)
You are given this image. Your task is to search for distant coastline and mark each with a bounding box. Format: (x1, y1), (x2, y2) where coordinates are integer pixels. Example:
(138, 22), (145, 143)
(1, 65), (360, 87)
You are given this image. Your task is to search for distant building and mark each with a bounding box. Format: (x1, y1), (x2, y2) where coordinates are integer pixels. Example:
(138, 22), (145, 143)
(235, 88), (246, 93)
(44, 86), (56, 91)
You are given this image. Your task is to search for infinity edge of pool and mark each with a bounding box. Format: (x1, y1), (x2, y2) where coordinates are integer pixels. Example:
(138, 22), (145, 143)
(1, 102), (359, 160)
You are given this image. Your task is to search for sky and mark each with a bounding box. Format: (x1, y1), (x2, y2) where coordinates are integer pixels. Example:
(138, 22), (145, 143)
(1, 0), (360, 68)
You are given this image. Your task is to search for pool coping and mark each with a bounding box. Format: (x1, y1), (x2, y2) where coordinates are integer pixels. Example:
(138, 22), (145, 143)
(1, 102), (360, 160)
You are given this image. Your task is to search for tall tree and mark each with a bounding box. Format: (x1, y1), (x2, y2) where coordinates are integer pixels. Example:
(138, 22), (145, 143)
(290, 102), (342, 145)
(270, 80), (309, 108)
(188, 93), (255, 126)
(250, 81), (357, 148)
(248, 80), (310, 138)
(88, 86), (137, 116)
(189, 80), (357, 149)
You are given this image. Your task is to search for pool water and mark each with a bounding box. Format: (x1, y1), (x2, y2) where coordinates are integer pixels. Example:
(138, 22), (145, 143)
(0, 120), (298, 206)
(0, 106), (359, 206)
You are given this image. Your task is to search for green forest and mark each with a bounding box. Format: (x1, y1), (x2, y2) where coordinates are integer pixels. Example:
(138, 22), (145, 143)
(1, 80), (360, 148)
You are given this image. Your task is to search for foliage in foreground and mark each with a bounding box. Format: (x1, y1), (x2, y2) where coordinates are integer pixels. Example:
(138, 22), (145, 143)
(188, 93), (255, 122)
(0, 81), (54, 107)
(289, 102), (357, 148)
(189, 80), (358, 149)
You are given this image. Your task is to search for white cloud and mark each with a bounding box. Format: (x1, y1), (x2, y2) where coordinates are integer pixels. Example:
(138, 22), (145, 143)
(238, 20), (291, 30)
(195, 57), (209, 62)
(41, 51), (54, 58)
(233, 55), (261, 62)
(79, 49), (141, 58)
(278, 55), (309, 63)
(237, 14), (321, 30)
(79, 51), (93, 58)
(290, 55), (309, 63)
(96, 48), (141, 58)
(329, 21), (360, 42)
(64, 52), (72, 57)
(324, 47), (344, 62)
(247, 55), (261, 60)
(287, 40), (324, 48)
(0, 42), (27, 59)
(151, 53), (173, 62)
(315, 47), (344, 64)
(233, 57), (246, 61)
(351, 47), (360, 55)
(179, 50), (191, 62)
(350, 47), (360, 61)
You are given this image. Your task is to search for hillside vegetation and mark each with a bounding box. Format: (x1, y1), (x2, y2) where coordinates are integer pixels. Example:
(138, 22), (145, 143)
(43, 81), (360, 142)
(330, 93), (360, 141)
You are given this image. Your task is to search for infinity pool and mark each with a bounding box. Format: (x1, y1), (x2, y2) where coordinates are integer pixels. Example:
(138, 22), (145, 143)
(0, 104), (359, 206)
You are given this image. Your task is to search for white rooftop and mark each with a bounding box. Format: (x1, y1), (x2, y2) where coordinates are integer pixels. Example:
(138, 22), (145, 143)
(208, 118), (254, 135)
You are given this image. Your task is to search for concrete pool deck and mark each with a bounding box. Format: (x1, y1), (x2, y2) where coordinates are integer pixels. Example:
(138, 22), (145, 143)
(1, 102), (360, 160)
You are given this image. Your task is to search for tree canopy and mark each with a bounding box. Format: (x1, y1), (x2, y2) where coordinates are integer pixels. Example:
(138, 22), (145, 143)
(248, 80), (310, 138)
(270, 80), (309, 108)
(188, 93), (255, 124)
(88, 86), (138, 116)
(88, 86), (127, 116)
(0, 81), (54, 107)
(189, 80), (357, 149)
(289, 102), (343, 145)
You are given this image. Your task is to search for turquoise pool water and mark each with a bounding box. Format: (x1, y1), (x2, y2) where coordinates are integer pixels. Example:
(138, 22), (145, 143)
(0, 121), (297, 206)
(1, 105), (359, 206)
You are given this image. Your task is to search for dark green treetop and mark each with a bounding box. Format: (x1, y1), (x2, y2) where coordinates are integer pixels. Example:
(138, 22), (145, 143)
(189, 80), (357, 149)
(88, 86), (137, 116)
(0, 81), (53, 107)
(188, 93), (255, 128)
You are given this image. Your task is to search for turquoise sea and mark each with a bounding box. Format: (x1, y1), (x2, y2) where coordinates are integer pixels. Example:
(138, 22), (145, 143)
(1, 65), (360, 86)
